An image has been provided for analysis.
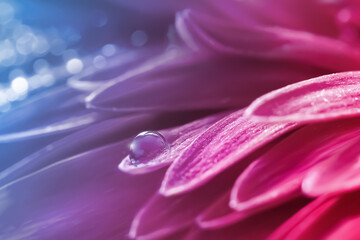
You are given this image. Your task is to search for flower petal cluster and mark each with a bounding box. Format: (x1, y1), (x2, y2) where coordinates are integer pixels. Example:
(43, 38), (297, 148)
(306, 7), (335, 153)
(2, 0), (360, 240)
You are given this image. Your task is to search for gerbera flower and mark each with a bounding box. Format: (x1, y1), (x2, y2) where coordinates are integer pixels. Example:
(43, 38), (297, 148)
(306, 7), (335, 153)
(2, 0), (360, 239)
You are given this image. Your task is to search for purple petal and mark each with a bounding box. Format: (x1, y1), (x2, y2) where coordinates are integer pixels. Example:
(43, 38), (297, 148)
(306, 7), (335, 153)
(86, 49), (327, 113)
(68, 48), (161, 92)
(0, 87), (77, 134)
(160, 109), (296, 196)
(129, 174), (234, 239)
(0, 113), (165, 186)
(0, 141), (165, 240)
(0, 86), (111, 142)
(245, 71), (360, 123)
(185, 198), (309, 240)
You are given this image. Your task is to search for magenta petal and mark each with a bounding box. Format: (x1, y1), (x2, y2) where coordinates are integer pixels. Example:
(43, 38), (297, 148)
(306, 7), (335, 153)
(268, 196), (336, 240)
(160, 109), (296, 196)
(176, 1), (360, 71)
(0, 141), (165, 240)
(186, 198), (309, 240)
(269, 192), (360, 240)
(303, 137), (360, 196)
(129, 184), (226, 239)
(119, 112), (227, 174)
(129, 159), (253, 239)
(245, 71), (360, 123)
(196, 191), (259, 229)
(231, 118), (360, 214)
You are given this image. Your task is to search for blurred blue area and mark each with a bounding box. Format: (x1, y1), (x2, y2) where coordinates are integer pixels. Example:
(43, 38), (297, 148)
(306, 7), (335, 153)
(0, 0), (173, 113)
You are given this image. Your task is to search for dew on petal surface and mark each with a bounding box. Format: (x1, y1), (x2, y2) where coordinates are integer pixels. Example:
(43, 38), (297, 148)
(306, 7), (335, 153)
(129, 131), (170, 166)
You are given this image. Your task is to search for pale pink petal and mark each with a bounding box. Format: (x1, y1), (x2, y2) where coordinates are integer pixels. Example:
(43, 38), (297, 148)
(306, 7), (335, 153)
(245, 71), (360, 123)
(231, 117), (360, 214)
(119, 111), (227, 174)
(0, 141), (165, 240)
(160, 109), (297, 196)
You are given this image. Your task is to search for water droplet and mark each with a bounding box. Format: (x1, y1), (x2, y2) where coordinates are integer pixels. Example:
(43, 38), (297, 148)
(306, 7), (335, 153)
(129, 131), (170, 166)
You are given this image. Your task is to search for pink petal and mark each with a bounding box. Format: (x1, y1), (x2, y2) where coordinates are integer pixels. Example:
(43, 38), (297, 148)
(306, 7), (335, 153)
(185, 198), (309, 240)
(268, 196), (336, 240)
(129, 182), (228, 239)
(269, 192), (360, 240)
(0, 141), (165, 240)
(176, 1), (360, 71)
(303, 135), (360, 196)
(245, 71), (360, 123)
(130, 155), (255, 239)
(231, 118), (360, 214)
(160, 109), (297, 196)
(119, 111), (227, 174)
(196, 190), (260, 229)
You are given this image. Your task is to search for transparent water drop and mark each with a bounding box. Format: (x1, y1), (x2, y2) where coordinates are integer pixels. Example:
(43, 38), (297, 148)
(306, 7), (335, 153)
(129, 131), (170, 166)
